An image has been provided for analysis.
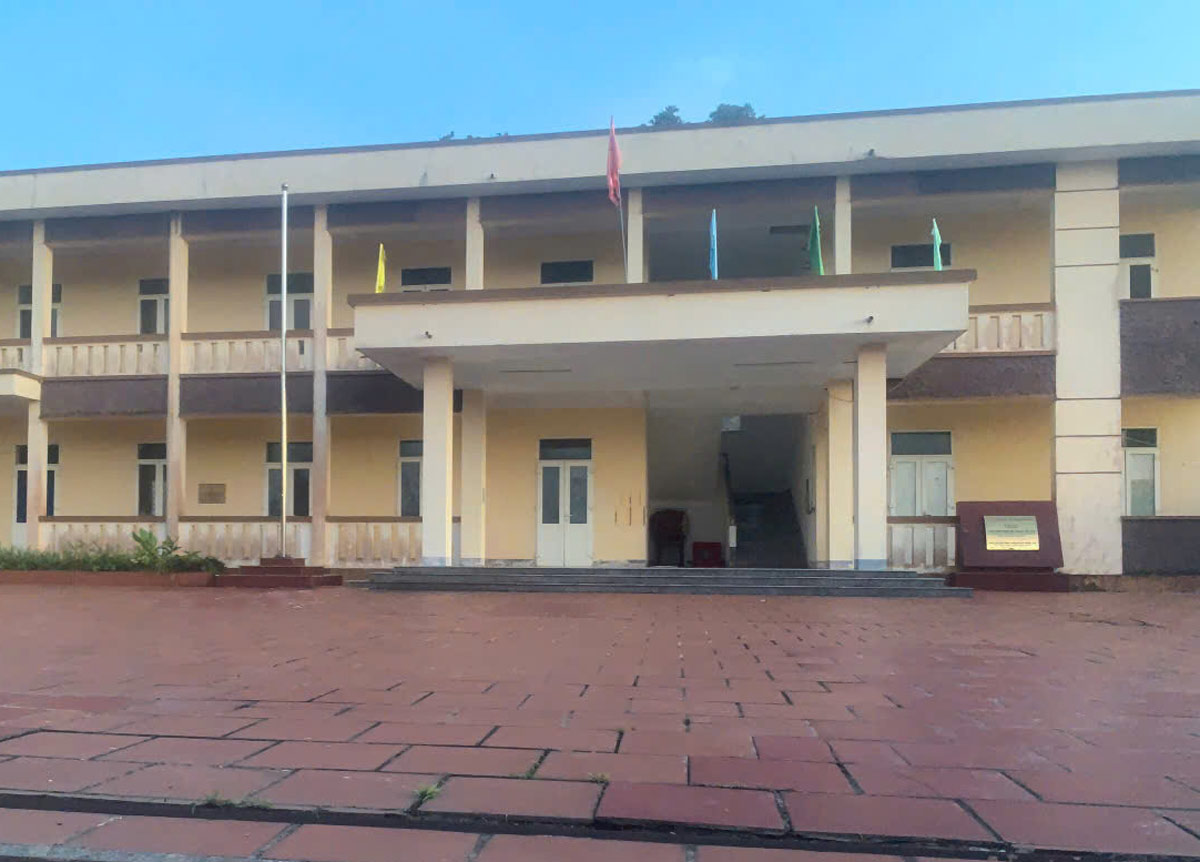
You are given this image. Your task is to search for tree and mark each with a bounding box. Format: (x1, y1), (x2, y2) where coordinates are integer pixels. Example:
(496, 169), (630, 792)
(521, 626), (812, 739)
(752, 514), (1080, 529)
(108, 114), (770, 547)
(646, 105), (685, 128)
(708, 103), (759, 126)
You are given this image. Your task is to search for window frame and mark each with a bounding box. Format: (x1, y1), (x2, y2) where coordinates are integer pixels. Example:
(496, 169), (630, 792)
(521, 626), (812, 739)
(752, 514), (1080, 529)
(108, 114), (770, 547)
(264, 273), (315, 331)
(17, 284), (62, 339)
(888, 431), (955, 517)
(397, 440), (423, 518)
(15, 444), (59, 522)
(1121, 427), (1159, 516)
(264, 441), (314, 518)
(1119, 233), (1157, 300)
(136, 442), (168, 517)
(137, 279), (170, 336)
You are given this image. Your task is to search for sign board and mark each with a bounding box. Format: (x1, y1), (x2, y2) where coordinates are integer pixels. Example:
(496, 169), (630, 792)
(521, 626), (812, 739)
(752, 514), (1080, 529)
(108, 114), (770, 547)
(983, 515), (1040, 551)
(198, 483), (226, 505)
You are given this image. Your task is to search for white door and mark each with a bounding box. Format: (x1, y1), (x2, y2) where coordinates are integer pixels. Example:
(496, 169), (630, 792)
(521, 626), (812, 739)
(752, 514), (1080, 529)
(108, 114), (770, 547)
(536, 460), (593, 566)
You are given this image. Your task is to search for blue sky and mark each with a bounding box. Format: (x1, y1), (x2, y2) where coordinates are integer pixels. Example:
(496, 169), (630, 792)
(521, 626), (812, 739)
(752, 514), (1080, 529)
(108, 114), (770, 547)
(5, 0), (1197, 170)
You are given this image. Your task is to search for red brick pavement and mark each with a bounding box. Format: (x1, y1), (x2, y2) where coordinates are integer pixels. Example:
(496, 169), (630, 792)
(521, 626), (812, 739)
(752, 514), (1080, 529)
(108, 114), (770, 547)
(0, 585), (1194, 858)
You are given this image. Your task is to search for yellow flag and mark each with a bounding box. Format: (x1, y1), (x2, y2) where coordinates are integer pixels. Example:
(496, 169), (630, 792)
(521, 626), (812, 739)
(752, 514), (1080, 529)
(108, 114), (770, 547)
(374, 243), (387, 293)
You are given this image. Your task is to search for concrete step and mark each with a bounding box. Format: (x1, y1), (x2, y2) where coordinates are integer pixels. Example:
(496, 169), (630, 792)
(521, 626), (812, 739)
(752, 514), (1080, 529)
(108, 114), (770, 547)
(215, 572), (343, 589)
(371, 574), (950, 589)
(371, 581), (971, 597)
(374, 566), (924, 579)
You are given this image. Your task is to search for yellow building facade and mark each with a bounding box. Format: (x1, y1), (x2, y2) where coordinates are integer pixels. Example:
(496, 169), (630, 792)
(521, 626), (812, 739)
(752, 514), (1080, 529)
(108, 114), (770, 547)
(0, 91), (1197, 575)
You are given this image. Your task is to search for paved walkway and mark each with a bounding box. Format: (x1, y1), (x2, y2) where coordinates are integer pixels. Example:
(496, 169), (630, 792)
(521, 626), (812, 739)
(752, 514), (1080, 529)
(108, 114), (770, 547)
(0, 585), (1196, 859)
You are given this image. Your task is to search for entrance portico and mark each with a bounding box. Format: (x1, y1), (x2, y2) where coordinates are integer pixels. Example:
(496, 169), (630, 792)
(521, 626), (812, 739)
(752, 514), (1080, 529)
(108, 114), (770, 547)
(350, 270), (972, 568)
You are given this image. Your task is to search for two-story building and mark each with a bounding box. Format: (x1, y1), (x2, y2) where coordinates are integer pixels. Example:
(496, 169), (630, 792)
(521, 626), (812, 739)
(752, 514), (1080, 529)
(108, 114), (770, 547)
(0, 89), (1196, 576)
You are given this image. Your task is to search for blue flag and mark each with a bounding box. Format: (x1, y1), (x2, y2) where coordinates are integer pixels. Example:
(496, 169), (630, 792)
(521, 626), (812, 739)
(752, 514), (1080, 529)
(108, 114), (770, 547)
(709, 209), (719, 280)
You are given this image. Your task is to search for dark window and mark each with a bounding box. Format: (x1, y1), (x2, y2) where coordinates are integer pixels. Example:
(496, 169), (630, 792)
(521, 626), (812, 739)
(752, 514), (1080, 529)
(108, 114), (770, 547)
(1122, 428), (1157, 448)
(138, 443), (167, 460)
(139, 299), (160, 334)
(401, 267), (452, 287)
(46, 470), (55, 517)
(18, 284), (62, 304)
(267, 299), (282, 331)
(138, 278), (168, 295)
(18, 310), (31, 340)
(399, 440), (423, 458)
(541, 465), (560, 524)
(539, 438), (592, 460)
(1129, 264), (1153, 299)
(15, 444), (59, 465)
(1119, 234), (1156, 259)
(15, 469), (26, 524)
(400, 460), (421, 517)
(891, 432), (952, 456)
(266, 442), (314, 463)
(18, 284), (62, 338)
(890, 244), (952, 269)
(293, 468), (311, 517)
(137, 464), (159, 516)
(265, 273), (315, 295)
(16, 445), (57, 521)
(569, 465), (588, 524)
(291, 297), (311, 330)
(267, 468), (283, 517)
(540, 260), (594, 284)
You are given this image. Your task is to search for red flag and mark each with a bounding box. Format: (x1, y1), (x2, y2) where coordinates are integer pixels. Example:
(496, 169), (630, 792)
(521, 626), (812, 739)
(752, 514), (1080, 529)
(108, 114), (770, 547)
(606, 117), (622, 208)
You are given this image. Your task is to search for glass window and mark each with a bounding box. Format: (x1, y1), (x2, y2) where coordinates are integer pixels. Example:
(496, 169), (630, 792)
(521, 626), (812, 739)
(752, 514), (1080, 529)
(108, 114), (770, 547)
(1128, 264), (1153, 300)
(541, 465), (560, 525)
(399, 440), (424, 458)
(400, 460), (421, 517)
(1122, 428), (1157, 448)
(137, 442), (167, 516)
(890, 244), (952, 269)
(265, 442), (312, 517)
(401, 267), (452, 287)
(569, 465), (588, 524)
(891, 432), (952, 456)
(266, 442), (315, 463)
(1119, 234), (1156, 259)
(15, 443), (57, 523)
(540, 260), (594, 284)
(539, 438), (592, 460)
(17, 284), (62, 338)
(1125, 452), (1156, 516)
(265, 273), (315, 295)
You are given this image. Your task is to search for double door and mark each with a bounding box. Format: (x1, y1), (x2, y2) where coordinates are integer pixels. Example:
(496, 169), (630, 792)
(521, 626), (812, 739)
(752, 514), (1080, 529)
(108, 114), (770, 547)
(536, 459), (593, 567)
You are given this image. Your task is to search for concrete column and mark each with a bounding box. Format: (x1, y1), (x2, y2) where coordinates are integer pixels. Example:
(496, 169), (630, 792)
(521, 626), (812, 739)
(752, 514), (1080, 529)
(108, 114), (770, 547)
(421, 358), (455, 565)
(1053, 161), (1123, 574)
(626, 188), (645, 283)
(854, 344), (888, 570)
(812, 402), (830, 567)
(825, 380), (855, 569)
(310, 205), (333, 565)
(30, 221), (52, 374)
(166, 214), (188, 538)
(459, 389), (487, 565)
(25, 401), (48, 550)
(834, 176), (852, 275)
(465, 197), (484, 291)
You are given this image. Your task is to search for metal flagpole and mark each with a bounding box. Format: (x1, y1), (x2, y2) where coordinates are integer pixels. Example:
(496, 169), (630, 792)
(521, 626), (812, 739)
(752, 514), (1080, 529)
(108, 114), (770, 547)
(617, 197), (628, 282)
(279, 184), (289, 558)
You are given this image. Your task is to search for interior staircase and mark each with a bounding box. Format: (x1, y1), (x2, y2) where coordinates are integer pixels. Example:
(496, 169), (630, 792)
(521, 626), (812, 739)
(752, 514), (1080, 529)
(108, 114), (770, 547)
(731, 491), (807, 568)
(214, 556), (342, 589)
(369, 566), (970, 597)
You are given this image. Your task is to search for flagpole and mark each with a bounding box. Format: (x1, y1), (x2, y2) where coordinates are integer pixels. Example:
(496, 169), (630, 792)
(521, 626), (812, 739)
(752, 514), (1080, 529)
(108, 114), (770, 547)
(617, 195), (628, 282)
(279, 184), (289, 559)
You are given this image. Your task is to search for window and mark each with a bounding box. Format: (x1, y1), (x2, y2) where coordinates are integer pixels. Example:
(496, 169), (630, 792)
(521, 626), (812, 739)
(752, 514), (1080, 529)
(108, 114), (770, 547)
(138, 279), (169, 335)
(1119, 233), (1156, 299)
(540, 260), (594, 285)
(17, 284), (62, 339)
(15, 444), (59, 522)
(889, 432), (954, 517)
(1122, 427), (1158, 516)
(266, 442), (313, 517)
(539, 438), (592, 460)
(398, 440), (422, 517)
(890, 244), (952, 270)
(137, 443), (167, 516)
(265, 273), (314, 330)
(401, 267), (452, 289)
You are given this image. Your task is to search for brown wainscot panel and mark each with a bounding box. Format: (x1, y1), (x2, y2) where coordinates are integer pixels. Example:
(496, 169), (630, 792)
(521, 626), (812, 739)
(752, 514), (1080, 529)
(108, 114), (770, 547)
(889, 354), (1055, 400)
(327, 371), (460, 414)
(1121, 298), (1200, 395)
(180, 373), (313, 416)
(41, 376), (166, 418)
(1123, 516), (1200, 575)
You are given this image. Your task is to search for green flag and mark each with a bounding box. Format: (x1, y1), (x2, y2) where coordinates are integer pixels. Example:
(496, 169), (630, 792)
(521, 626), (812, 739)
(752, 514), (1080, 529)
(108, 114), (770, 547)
(931, 218), (943, 271)
(808, 206), (824, 276)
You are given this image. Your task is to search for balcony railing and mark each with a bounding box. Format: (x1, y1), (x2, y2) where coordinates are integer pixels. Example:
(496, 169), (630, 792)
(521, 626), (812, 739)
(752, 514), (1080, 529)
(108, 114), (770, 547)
(327, 517), (421, 567)
(887, 517), (957, 571)
(327, 329), (382, 371)
(178, 517), (311, 566)
(43, 517), (166, 551)
(45, 336), (167, 376)
(184, 331), (313, 374)
(942, 305), (1054, 354)
(0, 340), (32, 373)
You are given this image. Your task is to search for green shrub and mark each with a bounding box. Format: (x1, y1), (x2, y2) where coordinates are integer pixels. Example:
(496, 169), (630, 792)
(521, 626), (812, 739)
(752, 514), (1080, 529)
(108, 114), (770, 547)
(0, 533), (224, 574)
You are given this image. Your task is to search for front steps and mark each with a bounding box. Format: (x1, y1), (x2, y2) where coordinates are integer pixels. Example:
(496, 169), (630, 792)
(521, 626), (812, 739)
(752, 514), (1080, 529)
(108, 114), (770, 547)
(215, 556), (342, 589)
(369, 566), (971, 597)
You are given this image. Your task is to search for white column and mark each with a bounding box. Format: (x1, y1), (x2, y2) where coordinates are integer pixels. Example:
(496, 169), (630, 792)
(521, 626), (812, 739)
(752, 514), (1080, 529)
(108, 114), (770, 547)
(459, 389), (487, 565)
(626, 188), (645, 283)
(25, 401), (48, 550)
(465, 197), (484, 291)
(166, 214), (188, 538)
(30, 221), (52, 375)
(825, 380), (854, 569)
(834, 176), (852, 275)
(854, 344), (888, 570)
(421, 358), (455, 565)
(310, 205), (333, 566)
(1053, 161), (1123, 574)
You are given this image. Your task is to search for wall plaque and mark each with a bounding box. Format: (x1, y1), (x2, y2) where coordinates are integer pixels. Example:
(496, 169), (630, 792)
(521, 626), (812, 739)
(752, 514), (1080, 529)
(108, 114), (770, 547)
(198, 483), (226, 504)
(983, 515), (1040, 551)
